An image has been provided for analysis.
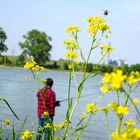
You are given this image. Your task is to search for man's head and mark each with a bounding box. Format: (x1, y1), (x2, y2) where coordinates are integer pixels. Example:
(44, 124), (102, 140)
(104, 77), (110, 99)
(46, 78), (53, 87)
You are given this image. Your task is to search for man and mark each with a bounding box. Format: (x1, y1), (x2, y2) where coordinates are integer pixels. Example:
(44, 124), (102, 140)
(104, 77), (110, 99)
(36, 78), (60, 140)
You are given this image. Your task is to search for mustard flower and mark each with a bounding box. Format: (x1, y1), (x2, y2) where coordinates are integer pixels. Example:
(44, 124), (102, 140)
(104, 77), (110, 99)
(65, 50), (79, 59)
(66, 25), (80, 33)
(86, 103), (96, 113)
(68, 63), (73, 69)
(59, 119), (70, 128)
(24, 60), (36, 70)
(44, 123), (51, 129)
(102, 73), (112, 83)
(128, 72), (138, 85)
(101, 69), (126, 91)
(63, 40), (78, 50)
(4, 120), (11, 125)
(108, 102), (118, 108)
(24, 60), (44, 71)
(132, 98), (139, 106)
(100, 107), (110, 113)
(100, 84), (109, 94)
(42, 79), (47, 84)
(21, 130), (34, 140)
(86, 16), (110, 36)
(112, 127), (140, 140)
(124, 119), (136, 127)
(111, 132), (121, 140)
(115, 105), (129, 115)
(80, 111), (88, 119)
(41, 111), (49, 118)
(111, 70), (127, 90)
(112, 131), (128, 140)
(100, 44), (113, 54)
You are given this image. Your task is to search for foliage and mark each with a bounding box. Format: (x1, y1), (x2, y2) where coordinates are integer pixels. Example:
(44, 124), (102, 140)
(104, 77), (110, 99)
(19, 29), (52, 65)
(63, 62), (69, 70)
(45, 61), (59, 69)
(0, 27), (8, 55)
(86, 63), (93, 72)
(16, 54), (25, 66)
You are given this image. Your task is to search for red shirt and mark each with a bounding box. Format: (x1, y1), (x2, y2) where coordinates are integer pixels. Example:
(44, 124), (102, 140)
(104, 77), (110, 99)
(37, 87), (56, 116)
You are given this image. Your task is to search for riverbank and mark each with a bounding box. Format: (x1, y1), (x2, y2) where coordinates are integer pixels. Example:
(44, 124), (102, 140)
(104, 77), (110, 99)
(1, 55), (140, 74)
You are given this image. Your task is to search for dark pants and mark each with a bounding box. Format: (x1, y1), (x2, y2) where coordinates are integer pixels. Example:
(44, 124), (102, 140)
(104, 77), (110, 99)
(36, 115), (53, 140)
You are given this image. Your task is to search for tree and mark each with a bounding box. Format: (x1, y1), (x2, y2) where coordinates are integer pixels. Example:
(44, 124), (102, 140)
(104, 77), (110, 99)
(16, 54), (25, 66)
(19, 29), (52, 65)
(0, 27), (8, 55)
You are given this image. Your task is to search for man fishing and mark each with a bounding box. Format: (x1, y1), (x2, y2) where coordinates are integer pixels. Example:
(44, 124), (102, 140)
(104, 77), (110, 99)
(36, 78), (60, 140)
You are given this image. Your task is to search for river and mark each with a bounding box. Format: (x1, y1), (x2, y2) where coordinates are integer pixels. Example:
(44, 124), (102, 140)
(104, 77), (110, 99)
(0, 67), (139, 140)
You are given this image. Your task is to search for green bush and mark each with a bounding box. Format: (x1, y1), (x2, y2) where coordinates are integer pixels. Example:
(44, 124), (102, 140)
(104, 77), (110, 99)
(16, 54), (25, 66)
(86, 63), (93, 72)
(63, 62), (69, 70)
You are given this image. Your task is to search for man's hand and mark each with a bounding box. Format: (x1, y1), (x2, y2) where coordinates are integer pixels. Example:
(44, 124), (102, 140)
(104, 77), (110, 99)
(55, 100), (60, 107)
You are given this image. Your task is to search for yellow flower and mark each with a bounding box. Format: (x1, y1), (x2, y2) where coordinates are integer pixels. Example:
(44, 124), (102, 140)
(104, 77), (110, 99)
(24, 60), (36, 69)
(111, 132), (120, 140)
(44, 123), (51, 129)
(21, 130), (34, 140)
(108, 102), (118, 108)
(102, 73), (112, 83)
(128, 74), (137, 85)
(100, 44), (113, 53)
(42, 79), (47, 83)
(100, 107), (110, 113)
(81, 111), (87, 119)
(111, 70), (126, 90)
(4, 120), (11, 125)
(86, 103), (95, 113)
(66, 25), (80, 33)
(116, 105), (129, 115)
(65, 50), (79, 59)
(63, 40), (78, 50)
(41, 111), (49, 118)
(68, 63), (73, 69)
(86, 16), (110, 36)
(124, 119), (136, 126)
(100, 84), (109, 93)
(59, 119), (70, 128)
(102, 70), (126, 91)
(132, 98), (139, 106)
(24, 60), (44, 71)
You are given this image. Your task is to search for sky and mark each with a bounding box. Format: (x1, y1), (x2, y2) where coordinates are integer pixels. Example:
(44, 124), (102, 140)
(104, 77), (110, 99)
(0, 0), (140, 65)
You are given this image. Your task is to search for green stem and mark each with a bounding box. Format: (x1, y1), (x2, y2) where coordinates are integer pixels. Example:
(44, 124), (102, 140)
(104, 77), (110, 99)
(117, 91), (120, 105)
(105, 113), (110, 140)
(74, 114), (92, 140)
(116, 90), (131, 135)
(73, 32), (86, 62)
(31, 69), (40, 90)
(63, 71), (72, 139)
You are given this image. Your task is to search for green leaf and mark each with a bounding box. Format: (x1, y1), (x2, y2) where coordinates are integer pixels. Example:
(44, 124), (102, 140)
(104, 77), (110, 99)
(3, 99), (19, 120)
(0, 127), (2, 140)
(12, 125), (15, 140)
(16, 116), (28, 140)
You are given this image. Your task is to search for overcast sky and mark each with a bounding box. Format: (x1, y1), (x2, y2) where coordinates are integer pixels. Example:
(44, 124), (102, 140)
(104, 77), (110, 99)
(0, 0), (140, 65)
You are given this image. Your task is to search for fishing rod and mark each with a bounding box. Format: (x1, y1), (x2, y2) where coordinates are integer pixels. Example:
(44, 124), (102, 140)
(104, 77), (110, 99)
(60, 93), (95, 102)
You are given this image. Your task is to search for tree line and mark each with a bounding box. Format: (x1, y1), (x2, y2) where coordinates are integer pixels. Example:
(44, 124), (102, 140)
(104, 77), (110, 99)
(1, 27), (140, 74)
(0, 27), (52, 66)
